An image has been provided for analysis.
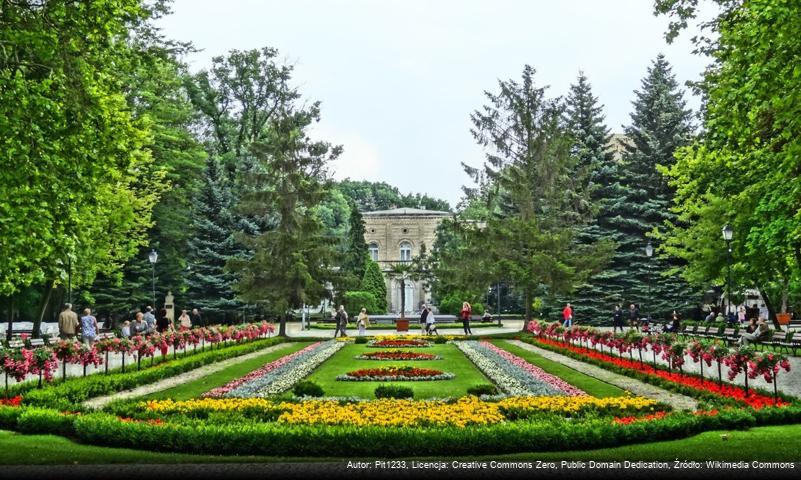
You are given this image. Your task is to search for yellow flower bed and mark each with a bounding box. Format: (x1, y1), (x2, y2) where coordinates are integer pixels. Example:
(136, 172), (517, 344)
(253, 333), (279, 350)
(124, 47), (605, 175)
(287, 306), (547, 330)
(143, 395), (661, 428)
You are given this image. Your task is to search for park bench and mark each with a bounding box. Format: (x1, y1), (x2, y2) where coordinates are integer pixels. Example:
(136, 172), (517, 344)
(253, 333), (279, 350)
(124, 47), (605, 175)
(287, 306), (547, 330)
(96, 332), (116, 340)
(28, 338), (44, 348)
(721, 327), (738, 344)
(762, 330), (792, 354)
(8, 340), (24, 349)
(695, 325), (713, 339)
(680, 325), (695, 339)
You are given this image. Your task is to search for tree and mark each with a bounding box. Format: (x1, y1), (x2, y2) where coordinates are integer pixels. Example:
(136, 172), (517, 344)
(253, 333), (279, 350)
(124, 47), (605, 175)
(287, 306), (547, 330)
(337, 180), (450, 212)
(606, 54), (698, 319)
(229, 95), (342, 336)
(342, 200), (369, 285)
(361, 260), (388, 313)
(655, 0), (801, 323)
(465, 66), (613, 328)
(184, 158), (245, 322)
(562, 72), (627, 323)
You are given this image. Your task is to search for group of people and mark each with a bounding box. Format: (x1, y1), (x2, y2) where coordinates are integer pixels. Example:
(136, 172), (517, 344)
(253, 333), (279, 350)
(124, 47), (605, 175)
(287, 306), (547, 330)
(331, 300), (478, 337)
(58, 303), (205, 343)
(332, 305), (371, 337)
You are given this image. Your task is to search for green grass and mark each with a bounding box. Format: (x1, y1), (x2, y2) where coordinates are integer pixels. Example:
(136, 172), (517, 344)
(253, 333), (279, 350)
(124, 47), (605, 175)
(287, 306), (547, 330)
(301, 343), (491, 399)
(490, 340), (626, 398)
(310, 322), (502, 330)
(2, 424), (801, 463)
(137, 342), (312, 401)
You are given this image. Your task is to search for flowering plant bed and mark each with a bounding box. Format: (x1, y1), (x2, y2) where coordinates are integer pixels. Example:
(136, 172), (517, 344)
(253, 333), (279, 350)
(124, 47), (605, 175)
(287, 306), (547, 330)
(355, 350), (441, 361)
(367, 339), (432, 348)
(204, 340), (344, 398)
(456, 341), (585, 396)
(336, 366), (454, 381)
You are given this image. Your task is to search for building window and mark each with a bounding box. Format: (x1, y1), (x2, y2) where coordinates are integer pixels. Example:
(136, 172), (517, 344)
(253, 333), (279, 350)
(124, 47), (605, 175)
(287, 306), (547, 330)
(399, 241), (412, 262)
(368, 242), (379, 261)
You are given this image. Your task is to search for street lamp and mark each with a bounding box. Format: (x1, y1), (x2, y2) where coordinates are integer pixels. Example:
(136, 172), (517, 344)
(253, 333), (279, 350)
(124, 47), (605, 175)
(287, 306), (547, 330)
(722, 224), (733, 317)
(148, 249), (158, 309)
(645, 240), (653, 321)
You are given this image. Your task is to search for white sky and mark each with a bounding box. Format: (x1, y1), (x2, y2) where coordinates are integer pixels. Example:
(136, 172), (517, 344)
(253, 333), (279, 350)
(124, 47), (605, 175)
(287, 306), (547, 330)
(157, 0), (710, 208)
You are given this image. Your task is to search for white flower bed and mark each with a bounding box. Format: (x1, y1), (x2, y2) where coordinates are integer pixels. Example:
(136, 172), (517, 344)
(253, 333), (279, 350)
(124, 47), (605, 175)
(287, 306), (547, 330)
(457, 342), (533, 396)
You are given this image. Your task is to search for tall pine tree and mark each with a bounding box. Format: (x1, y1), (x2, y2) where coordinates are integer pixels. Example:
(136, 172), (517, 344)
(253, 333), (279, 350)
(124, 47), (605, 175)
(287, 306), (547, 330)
(562, 72), (628, 323)
(610, 54), (698, 319)
(185, 158), (245, 322)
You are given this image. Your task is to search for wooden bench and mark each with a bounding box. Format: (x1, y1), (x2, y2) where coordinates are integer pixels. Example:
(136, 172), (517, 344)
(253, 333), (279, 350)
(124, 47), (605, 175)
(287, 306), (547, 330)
(721, 327), (738, 344)
(680, 325), (695, 338)
(28, 338), (44, 348)
(8, 340), (24, 349)
(763, 330), (791, 353)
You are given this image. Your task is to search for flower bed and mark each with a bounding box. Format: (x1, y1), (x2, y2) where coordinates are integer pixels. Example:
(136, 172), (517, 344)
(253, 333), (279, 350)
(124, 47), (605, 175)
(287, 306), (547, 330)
(355, 351), (441, 361)
(140, 395), (662, 428)
(367, 339), (432, 348)
(336, 366), (454, 381)
(527, 336), (790, 409)
(456, 341), (585, 396)
(204, 340), (344, 398)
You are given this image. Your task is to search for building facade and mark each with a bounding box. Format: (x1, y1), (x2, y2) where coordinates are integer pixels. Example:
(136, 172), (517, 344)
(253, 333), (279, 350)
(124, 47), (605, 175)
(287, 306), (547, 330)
(362, 207), (452, 314)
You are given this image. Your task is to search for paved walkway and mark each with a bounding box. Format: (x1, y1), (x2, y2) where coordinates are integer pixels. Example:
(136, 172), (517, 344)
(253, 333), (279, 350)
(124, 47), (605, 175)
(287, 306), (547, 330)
(82, 343), (290, 409)
(507, 339), (699, 410)
(285, 320), (526, 337)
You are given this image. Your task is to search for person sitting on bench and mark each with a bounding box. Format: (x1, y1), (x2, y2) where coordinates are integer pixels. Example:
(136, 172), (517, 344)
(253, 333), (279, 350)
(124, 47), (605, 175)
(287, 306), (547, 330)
(738, 318), (770, 346)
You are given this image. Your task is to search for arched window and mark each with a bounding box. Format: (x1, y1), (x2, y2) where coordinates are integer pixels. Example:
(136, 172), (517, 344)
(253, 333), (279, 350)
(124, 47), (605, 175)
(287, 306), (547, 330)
(399, 241), (412, 262)
(368, 242), (379, 261)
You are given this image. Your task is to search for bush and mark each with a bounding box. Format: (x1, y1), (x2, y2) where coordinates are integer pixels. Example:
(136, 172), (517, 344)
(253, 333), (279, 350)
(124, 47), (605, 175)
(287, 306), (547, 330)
(433, 336), (448, 344)
(466, 384), (498, 396)
(374, 385), (414, 399)
(17, 408), (75, 437)
(354, 336), (368, 344)
(437, 293), (484, 315)
(361, 260), (387, 312)
(343, 291), (378, 317)
(293, 381), (324, 398)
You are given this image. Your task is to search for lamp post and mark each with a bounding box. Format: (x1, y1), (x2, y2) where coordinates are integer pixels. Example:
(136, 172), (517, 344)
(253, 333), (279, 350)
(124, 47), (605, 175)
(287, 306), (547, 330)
(722, 224), (733, 317)
(645, 240), (654, 320)
(148, 249), (158, 309)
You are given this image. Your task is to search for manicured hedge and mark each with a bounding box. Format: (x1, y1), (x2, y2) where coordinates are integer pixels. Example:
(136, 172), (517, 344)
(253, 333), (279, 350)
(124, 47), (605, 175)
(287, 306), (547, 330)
(65, 408), (758, 457)
(22, 337), (294, 410)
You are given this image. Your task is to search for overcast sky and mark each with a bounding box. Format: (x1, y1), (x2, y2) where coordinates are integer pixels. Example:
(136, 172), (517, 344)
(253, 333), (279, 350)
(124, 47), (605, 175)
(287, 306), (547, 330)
(157, 0), (710, 208)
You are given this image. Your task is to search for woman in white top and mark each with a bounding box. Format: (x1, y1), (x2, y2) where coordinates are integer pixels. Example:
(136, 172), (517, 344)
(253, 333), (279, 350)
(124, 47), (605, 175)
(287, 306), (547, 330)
(357, 308), (369, 336)
(425, 308), (438, 336)
(178, 310), (192, 330)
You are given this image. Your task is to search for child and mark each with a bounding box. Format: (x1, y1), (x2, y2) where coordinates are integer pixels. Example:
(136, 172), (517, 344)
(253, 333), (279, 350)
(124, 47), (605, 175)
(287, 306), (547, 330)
(121, 321), (131, 338)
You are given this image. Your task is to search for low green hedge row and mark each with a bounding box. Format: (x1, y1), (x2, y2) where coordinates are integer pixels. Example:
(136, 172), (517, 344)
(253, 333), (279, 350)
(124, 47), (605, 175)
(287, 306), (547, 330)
(64, 408), (758, 456)
(22, 337), (293, 410)
(521, 336), (797, 407)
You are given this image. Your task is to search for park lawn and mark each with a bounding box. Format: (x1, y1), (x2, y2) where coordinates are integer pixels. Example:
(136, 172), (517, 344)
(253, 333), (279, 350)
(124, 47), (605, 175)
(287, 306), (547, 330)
(2, 424), (801, 463)
(490, 340), (626, 398)
(137, 342), (312, 401)
(311, 322), (501, 330)
(301, 343), (492, 399)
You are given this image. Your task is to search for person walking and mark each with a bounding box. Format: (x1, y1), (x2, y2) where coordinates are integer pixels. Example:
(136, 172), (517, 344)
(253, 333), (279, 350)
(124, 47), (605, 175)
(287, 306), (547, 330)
(460, 302), (473, 335)
(425, 306), (438, 335)
(357, 308), (369, 336)
(337, 305), (349, 337)
(629, 304), (640, 331)
(332, 307), (343, 338)
(143, 306), (156, 334)
(80, 308), (99, 346)
(737, 305), (747, 324)
(178, 310), (192, 330)
(612, 305), (624, 333)
(419, 305), (428, 335)
(562, 303), (573, 328)
(58, 303), (79, 340)
(190, 308), (204, 328)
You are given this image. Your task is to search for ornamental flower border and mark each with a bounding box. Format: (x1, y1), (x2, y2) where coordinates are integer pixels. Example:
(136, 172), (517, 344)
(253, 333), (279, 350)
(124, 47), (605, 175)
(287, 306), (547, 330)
(336, 366), (455, 382)
(355, 351), (442, 361)
(456, 341), (585, 397)
(366, 339), (432, 348)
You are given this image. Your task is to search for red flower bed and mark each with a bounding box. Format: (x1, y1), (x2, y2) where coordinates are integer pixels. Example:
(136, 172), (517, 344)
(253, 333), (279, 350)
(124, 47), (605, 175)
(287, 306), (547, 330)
(0, 396), (22, 407)
(614, 411), (669, 425)
(357, 351), (440, 361)
(337, 366), (454, 381)
(368, 339), (431, 348)
(532, 337), (787, 409)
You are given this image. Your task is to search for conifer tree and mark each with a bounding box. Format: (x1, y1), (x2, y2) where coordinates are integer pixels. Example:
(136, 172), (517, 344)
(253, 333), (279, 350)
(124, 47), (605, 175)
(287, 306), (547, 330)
(609, 54), (698, 319)
(361, 260), (388, 312)
(185, 158), (244, 322)
(561, 72), (628, 322)
(342, 201), (369, 286)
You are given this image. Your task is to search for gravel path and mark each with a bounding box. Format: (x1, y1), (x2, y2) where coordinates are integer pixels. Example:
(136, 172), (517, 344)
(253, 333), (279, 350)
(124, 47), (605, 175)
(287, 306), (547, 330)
(83, 343), (291, 409)
(507, 340), (699, 411)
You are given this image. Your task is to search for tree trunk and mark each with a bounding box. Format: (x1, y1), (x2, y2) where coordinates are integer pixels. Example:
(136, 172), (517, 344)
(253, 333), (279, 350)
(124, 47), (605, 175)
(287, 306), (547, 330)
(5, 294), (13, 342)
(278, 311), (287, 337)
(522, 290), (531, 332)
(33, 285), (53, 338)
(757, 286), (781, 330)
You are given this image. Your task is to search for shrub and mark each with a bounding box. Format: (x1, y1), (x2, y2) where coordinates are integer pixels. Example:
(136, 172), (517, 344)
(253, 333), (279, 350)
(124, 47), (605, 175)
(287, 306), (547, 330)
(343, 291), (378, 317)
(374, 385), (414, 399)
(467, 384), (498, 396)
(433, 336), (448, 344)
(354, 336), (369, 344)
(360, 260), (387, 312)
(437, 293), (484, 315)
(16, 407), (75, 437)
(293, 381), (324, 398)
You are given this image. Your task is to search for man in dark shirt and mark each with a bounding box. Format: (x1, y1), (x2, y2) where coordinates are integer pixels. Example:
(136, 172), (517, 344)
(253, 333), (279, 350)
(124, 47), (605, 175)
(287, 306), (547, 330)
(629, 304), (640, 331)
(190, 308), (203, 328)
